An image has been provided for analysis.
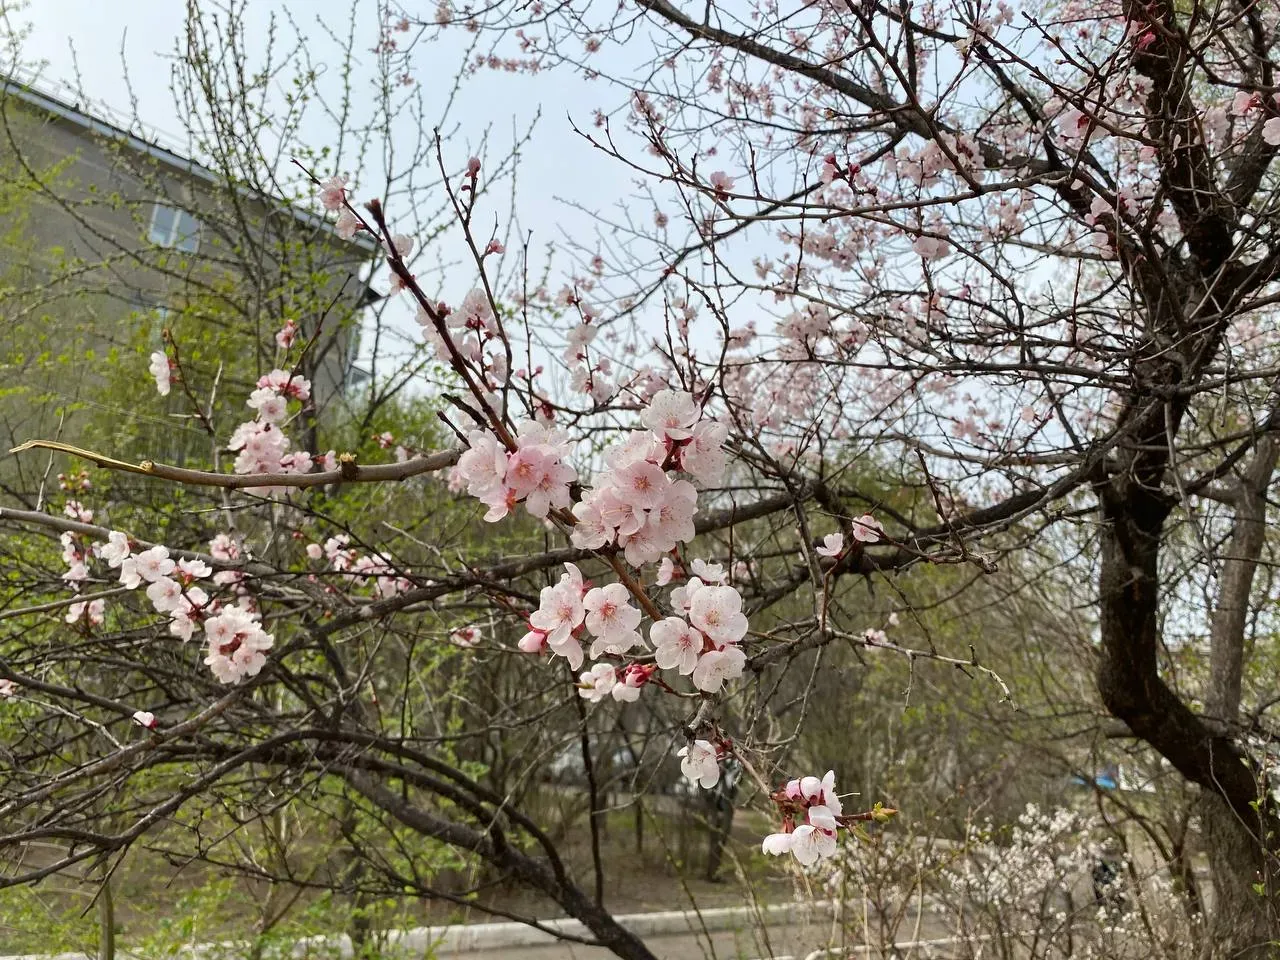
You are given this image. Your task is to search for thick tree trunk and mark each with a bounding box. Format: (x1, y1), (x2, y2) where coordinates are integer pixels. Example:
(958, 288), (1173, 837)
(1199, 435), (1280, 958)
(1097, 438), (1280, 959)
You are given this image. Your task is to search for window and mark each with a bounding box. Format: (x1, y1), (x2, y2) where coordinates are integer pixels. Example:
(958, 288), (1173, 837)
(148, 203), (201, 254)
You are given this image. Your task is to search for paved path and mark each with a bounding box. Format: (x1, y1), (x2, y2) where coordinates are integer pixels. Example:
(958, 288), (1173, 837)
(443, 922), (836, 960)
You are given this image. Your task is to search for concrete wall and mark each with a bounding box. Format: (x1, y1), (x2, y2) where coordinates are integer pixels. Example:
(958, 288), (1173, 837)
(0, 84), (374, 479)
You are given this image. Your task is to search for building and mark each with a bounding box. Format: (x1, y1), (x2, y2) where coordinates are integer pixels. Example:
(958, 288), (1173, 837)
(0, 74), (378, 481)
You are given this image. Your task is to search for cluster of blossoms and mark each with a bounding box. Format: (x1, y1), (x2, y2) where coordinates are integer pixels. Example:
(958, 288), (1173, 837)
(88, 529), (273, 684)
(417, 288), (510, 397)
(149, 350), (173, 396)
(578, 661), (652, 703)
(59, 522), (106, 627)
(318, 174), (361, 239)
(304, 534), (413, 599)
(569, 390), (726, 566)
(452, 419), (577, 521)
(651, 572), (748, 693)
(762, 771), (845, 866)
(228, 370), (316, 481)
(677, 739), (722, 788)
(519, 563), (632, 669)
(448, 387), (747, 789)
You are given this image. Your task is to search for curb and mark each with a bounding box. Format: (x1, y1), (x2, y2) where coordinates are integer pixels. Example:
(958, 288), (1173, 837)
(0, 900), (837, 960)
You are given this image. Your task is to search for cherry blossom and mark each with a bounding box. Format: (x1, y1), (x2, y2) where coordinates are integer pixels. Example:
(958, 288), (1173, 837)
(132, 546), (176, 584)
(708, 171), (734, 195)
(677, 739), (720, 788)
(529, 563), (587, 668)
(764, 770), (844, 865)
(334, 209), (360, 239)
(132, 710), (157, 729)
(317, 174), (348, 211)
(275, 320), (299, 349)
(690, 644), (745, 693)
(816, 533), (844, 558)
(66, 598), (105, 626)
(450, 626), (481, 647)
(689, 559), (725, 583)
(145, 577), (183, 613)
(583, 583), (641, 646)
(611, 664), (649, 702)
(651, 616), (701, 675)
(640, 388), (699, 441)
(656, 557), (676, 586)
(149, 351), (171, 396)
(578, 662), (617, 702)
(850, 515), (884, 542)
(787, 823), (838, 866)
(0, 679), (15, 697)
(177, 558), (211, 581)
(688, 585), (749, 645)
(203, 605), (274, 684)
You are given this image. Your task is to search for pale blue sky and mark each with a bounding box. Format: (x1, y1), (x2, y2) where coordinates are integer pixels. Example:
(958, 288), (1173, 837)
(12, 0), (651, 373)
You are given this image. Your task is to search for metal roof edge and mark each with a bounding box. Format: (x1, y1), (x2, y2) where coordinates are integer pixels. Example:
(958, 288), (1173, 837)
(0, 77), (379, 255)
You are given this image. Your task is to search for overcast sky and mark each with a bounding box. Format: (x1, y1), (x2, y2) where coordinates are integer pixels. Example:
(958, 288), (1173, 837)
(11, 0), (650, 371)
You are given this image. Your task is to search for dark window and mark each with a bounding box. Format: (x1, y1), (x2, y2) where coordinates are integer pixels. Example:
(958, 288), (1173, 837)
(148, 203), (201, 254)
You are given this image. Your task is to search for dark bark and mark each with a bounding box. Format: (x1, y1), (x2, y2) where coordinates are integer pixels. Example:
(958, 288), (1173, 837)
(340, 769), (660, 960)
(1200, 433), (1280, 957)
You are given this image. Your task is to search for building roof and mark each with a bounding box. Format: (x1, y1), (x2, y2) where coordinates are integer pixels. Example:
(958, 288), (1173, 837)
(1, 74), (380, 254)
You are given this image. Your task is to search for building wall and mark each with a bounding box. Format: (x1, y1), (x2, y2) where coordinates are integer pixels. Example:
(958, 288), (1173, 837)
(0, 86), (373, 482)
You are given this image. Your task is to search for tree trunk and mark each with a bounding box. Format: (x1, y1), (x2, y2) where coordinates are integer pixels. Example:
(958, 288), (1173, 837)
(1199, 433), (1280, 958)
(1096, 428), (1280, 959)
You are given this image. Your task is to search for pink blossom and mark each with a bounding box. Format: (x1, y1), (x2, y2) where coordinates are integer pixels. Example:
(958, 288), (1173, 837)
(611, 664), (649, 702)
(203, 605), (275, 684)
(691, 644), (746, 692)
(529, 564), (586, 648)
(670, 576), (706, 616)
(788, 823), (838, 865)
(145, 577), (183, 613)
(651, 616), (702, 675)
(275, 320), (299, 349)
(851, 515), (884, 542)
(678, 740), (720, 788)
(149, 351), (172, 396)
(583, 583), (642, 643)
(689, 559), (725, 583)
(518, 627), (548, 654)
(335, 209), (360, 239)
(247, 388), (287, 424)
(708, 170), (734, 194)
(1264, 118), (1280, 147)
(119, 558), (142, 590)
(456, 431), (508, 499)
(61, 562), (88, 583)
(451, 626), (482, 647)
(66, 598), (105, 625)
(133, 546), (176, 584)
(656, 556), (676, 586)
(132, 710), (157, 729)
(318, 175), (348, 211)
(816, 533), (844, 558)
(95, 531), (131, 568)
(386, 233), (415, 258)
(578, 662), (616, 702)
(689, 585), (749, 645)
(177, 558), (211, 581)
(641, 389), (699, 441)
(762, 832), (793, 856)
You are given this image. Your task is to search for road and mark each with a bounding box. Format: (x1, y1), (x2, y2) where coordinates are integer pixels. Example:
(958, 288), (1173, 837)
(444, 922), (836, 960)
